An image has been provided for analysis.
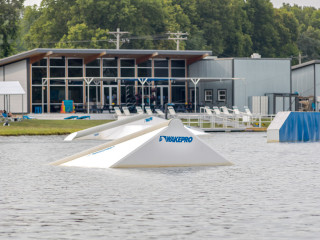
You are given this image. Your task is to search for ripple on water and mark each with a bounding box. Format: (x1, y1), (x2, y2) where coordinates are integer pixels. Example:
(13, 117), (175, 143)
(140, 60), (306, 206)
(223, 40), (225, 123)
(0, 133), (320, 239)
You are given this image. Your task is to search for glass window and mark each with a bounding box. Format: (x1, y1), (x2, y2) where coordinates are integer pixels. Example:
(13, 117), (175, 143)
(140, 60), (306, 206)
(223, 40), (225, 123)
(68, 86), (83, 103)
(204, 89), (213, 102)
(138, 68), (152, 77)
(32, 59), (47, 67)
(32, 68), (47, 85)
(68, 59), (83, 67)
(50, 86), (65, 103)
(50, 58), (65, 66)
(121, 59), (135, 67)
(171, 60), (185, 68)
(68, 68), (83, 78)
(32, 86), (47, 103)
(138, 60), (152, 67)
(172, 86), (185, 103)
(50, 68), (65, 78)
(154, 60), (168, 68)
(103, 59), (117, 67)
(218, 89), (227, 102)
(86, 59), (100, 67)
(86, 68), (100, 77)
(171, 69), (185, 78)
(155, 68), (168, 77)
(121, 68), (135, 77)
(103, 68), (118, 77)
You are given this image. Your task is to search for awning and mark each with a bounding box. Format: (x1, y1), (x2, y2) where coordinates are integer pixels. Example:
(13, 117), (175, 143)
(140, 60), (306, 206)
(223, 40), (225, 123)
(0, 81), (25, 95)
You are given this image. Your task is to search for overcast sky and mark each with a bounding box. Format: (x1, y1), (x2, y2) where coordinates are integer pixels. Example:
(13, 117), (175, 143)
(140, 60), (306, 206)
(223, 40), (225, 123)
(24, 0), (320, 9)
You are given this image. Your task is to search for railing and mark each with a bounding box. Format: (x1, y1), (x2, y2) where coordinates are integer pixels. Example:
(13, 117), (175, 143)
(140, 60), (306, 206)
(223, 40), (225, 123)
(176, 113), (275, 130)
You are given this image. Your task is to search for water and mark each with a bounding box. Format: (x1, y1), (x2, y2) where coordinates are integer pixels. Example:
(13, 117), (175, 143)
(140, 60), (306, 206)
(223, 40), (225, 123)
(0, 133), (320, 239)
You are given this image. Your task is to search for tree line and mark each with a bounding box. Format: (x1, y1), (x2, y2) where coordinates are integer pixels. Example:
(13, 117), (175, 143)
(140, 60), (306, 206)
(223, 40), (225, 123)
(1, 0), (320, 64)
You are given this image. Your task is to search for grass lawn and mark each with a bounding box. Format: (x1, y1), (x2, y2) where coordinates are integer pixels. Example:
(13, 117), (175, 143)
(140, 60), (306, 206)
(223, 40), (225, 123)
(0, 119), (113, 136)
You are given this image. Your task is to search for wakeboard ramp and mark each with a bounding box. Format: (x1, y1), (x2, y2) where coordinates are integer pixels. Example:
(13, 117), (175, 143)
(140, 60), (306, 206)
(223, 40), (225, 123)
(64, 114), (206, 141)
(52, 119), (231, 168)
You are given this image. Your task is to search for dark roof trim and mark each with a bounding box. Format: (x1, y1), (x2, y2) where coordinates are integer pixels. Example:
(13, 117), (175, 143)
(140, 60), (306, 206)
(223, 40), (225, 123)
(291, 60), (320, 70)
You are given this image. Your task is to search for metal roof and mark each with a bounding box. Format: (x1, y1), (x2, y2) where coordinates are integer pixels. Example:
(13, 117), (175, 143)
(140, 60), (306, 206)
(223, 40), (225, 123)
(291, 60), (320, 70)
(0, 81), (25, 95)
(0, 48), (212, 66)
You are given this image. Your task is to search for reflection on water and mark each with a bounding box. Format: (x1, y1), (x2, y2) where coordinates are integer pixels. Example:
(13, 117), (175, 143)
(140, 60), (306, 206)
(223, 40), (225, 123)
(1, 133), (320, 239)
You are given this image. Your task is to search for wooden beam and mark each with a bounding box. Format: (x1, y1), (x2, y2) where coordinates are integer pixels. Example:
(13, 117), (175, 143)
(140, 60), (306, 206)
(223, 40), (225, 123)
(30, 51), (53, 64)
(136, 52), (158, 65)
(187, 53), (209, 66)
(83, 52), (107, 65)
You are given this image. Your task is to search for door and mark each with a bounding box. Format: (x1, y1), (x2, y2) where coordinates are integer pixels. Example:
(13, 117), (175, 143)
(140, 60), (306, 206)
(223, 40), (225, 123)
(156, 86), (168, 107)
(103, 86), (118, 106)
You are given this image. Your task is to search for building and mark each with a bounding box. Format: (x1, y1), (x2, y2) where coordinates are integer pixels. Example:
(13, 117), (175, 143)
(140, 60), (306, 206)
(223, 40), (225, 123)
(0, 48), (292, 114)
(292, 60), (320, 111)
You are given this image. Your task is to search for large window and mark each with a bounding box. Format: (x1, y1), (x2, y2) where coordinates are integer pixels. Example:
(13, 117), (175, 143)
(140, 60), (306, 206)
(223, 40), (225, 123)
(138, 60), (152, 78)
(121, 59), (135, 77)
(103, 58), (118, 78)
(171, 60), (185, 78)
(86, 59), (100, 78)
(154, 59), (168, 78)
(68, 58), (83, 85)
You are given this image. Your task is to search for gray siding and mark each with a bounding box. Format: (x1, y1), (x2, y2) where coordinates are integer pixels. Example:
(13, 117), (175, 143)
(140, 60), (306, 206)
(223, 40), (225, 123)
(0, 60), (28, 113)
(189, 59), (233, 108)
(234, 59), (291, 112)
(292, 64), (314, 97)
(0, 67), (3, 110)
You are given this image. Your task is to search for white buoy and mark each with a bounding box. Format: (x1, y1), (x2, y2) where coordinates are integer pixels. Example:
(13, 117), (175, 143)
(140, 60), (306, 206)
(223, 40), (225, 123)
(52, 119), (231, 168)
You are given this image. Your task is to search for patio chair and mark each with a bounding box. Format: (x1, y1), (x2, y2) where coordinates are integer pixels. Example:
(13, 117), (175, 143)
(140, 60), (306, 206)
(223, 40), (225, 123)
(113, 106), (123, 117)
(204, 106), (213, 115)
(145, 106), (153, 115)
(122, 106), (131, 116)
(167, 106), (176, 117)
(135, 106), (144, 114)
(220, 106), (231, 116)
(212, 106), (222, 115)
(155, 108), (165, 117)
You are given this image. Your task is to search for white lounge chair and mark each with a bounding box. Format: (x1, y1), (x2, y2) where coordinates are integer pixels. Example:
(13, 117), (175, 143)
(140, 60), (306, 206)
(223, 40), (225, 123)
(212, 106), (221, 115)
(122, 106), (131, 116)
(135, 106), (144, 114)
(204, 106), (213, 115)
(220, 106), (231, 116)
(244, 106), (253, 116)
(232, 106), (241, 116)
(145, 106), (153, 115)
(167, 106), (176, 117)
(113, 106), (123, 117)
(155, 108), (165, 117)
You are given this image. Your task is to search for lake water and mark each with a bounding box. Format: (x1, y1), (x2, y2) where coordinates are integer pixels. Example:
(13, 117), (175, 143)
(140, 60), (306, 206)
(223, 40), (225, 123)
(0, 132), (320, 239)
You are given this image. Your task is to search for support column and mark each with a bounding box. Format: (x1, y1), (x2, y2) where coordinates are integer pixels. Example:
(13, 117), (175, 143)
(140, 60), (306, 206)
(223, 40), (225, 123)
(117, 57), (121, 105)
(47, 57), (50, 113)
(168, 58), (172, 103)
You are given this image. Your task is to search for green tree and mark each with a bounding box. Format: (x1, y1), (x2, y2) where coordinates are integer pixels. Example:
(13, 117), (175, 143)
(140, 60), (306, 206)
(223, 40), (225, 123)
(0, 0), (24, 57)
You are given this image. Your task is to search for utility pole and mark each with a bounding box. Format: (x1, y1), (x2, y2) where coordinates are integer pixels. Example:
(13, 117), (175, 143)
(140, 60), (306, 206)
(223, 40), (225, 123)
(292, 52), (307, 65)
(109, 28), (130, 50)
(167, 31), (188, 51)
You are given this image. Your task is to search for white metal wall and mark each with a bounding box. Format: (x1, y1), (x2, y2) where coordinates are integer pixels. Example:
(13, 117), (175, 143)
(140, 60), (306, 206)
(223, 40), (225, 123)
(0, 60), (28, 113)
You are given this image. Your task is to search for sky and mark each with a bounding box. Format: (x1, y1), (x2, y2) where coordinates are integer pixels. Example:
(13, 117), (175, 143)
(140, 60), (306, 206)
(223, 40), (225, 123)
(24, 0), (320, 9)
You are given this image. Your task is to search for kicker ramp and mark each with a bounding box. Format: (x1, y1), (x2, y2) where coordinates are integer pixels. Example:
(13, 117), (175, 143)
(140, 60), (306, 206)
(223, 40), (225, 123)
(64, 114), (206, 141)
(267, 111), (320, 142)
(53, 119), (231, 168)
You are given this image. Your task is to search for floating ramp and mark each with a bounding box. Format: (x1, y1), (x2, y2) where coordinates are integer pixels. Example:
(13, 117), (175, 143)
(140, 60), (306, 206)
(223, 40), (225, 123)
(52, 119), (231, 168)
(267, 111), (320, 142)
(64, 114), (206, 141)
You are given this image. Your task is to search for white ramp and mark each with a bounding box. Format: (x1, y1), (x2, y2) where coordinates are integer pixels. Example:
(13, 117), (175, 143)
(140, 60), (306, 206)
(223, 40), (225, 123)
(52, 119), (231, 168)
(65, 115), (206, 141)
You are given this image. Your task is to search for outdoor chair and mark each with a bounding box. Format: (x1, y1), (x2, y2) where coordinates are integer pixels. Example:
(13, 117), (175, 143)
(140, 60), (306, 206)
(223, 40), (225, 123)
(212, 106), (222, 115)
(135, 106), (144, 114)
(122, 106), (131, 116)
(145, 106), (153, 115)
(155, 108), (165, 117)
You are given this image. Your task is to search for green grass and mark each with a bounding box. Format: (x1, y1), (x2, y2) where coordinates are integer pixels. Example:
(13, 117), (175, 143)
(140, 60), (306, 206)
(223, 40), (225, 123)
(0, 119), (113, 136)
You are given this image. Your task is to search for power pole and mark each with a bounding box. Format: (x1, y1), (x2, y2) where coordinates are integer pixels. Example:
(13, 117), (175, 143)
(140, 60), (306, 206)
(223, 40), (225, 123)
(167, 31), (188, 51)
(109, 28), (130, 50)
